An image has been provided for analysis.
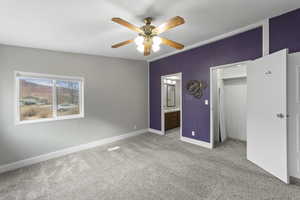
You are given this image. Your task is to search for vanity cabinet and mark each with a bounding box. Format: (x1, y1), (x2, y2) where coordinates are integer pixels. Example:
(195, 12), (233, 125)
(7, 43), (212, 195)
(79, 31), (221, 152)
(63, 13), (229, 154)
(165, 111), (180, 130)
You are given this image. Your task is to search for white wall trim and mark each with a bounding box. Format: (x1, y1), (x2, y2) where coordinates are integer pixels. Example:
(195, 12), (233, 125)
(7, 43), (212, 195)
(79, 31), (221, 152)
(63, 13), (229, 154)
(0, 129), (148, 174)
(210, 61), (252, 70)
(161, 75), (165, 135)
(297, 114), (300, 154)
(262, 19), (270, 56)
(148, 128), (164, 135)
(148, 20), (265, 62)
(297, 66), (300, 104)
(181, 136), (213, 149)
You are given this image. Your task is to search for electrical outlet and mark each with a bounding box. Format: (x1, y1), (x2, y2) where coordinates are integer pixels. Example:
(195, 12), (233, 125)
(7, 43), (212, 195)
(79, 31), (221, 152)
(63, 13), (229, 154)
(134, 125), (137, 130)
(192, 131), (195, 136)
(205, 99), (209, 105)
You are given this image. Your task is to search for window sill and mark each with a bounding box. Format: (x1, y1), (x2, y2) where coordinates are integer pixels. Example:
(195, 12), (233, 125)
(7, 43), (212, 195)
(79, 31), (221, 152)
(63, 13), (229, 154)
(15, 114), (84, 125)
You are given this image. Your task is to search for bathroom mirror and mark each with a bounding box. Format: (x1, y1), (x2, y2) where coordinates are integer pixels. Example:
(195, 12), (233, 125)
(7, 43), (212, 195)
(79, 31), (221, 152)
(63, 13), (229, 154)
(166, 84), (176, 107)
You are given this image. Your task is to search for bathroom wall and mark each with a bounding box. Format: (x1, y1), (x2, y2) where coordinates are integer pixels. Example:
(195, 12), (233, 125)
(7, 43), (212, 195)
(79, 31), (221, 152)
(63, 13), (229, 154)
(162, 80), (180, 109)
(175, 80), (181, 109)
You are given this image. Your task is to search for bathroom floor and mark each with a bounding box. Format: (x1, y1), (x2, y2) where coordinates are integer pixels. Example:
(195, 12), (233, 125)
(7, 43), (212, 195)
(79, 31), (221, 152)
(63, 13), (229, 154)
(165, 127), (180, 139)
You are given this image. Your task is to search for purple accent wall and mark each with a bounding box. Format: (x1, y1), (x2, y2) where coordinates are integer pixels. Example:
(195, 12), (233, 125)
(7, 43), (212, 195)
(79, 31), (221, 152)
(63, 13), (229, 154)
(270, 8), (300, 53)
(149, 28), (262, 142)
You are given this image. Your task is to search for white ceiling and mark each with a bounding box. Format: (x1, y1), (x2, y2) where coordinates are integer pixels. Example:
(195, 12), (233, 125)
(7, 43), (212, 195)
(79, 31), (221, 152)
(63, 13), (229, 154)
(0, 0), (299, 61)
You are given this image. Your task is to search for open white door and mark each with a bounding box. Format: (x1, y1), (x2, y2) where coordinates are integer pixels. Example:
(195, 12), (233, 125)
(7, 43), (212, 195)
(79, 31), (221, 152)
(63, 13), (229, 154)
(247, 49), (289, 183)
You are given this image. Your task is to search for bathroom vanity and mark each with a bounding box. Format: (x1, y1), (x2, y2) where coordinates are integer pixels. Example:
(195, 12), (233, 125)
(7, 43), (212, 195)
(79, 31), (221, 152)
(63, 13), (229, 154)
(164, 108), (180, 131)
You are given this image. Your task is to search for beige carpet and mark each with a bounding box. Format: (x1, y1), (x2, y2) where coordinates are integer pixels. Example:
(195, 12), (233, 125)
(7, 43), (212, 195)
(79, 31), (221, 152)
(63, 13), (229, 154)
(1, 132), (300, 200)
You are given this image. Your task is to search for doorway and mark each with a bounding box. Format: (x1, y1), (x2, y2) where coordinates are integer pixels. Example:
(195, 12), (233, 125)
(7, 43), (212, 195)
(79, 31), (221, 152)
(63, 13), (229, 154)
(210, 62), (249, 147)
(209, 49), (290, 184)
(161, 73), (182, 138)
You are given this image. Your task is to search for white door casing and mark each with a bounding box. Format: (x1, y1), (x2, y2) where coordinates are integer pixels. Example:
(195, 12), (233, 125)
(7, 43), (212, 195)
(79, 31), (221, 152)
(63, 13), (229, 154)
(287, 52), (300, 179)
(210, 62), (249, 147)
(247, 49), (289, 183)
(219, 79), (227, 142)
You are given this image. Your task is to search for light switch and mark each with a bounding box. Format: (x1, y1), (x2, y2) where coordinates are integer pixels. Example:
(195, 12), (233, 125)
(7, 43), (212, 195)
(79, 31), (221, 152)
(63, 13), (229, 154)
(205, 99), (209, 105)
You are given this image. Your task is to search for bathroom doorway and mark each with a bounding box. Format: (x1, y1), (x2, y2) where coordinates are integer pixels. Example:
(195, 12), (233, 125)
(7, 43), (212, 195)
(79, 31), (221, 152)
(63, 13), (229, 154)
(161, 73), (182, 138)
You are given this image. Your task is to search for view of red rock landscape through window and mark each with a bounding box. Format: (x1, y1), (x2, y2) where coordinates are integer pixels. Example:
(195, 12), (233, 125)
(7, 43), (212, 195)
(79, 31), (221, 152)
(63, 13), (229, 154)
(19, 77), (80, 121)
(56, 80), (80, 116)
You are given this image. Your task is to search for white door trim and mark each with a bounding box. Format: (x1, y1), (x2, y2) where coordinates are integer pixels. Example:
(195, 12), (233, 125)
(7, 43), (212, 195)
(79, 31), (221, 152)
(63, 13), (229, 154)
(262, 19), (270, 56)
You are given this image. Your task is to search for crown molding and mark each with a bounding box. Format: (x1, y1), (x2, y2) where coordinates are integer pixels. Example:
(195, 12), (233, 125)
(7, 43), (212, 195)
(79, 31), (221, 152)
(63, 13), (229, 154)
(148, 20), (265, 63)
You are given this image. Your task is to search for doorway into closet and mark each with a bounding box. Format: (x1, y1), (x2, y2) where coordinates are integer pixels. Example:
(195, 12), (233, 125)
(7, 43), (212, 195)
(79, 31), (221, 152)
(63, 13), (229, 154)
(210, 62), (249, 146)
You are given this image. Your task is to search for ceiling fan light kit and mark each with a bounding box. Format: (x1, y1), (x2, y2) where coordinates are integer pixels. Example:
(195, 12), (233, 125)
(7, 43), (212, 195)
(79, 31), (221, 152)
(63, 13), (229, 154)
(134, 36), (144, 46)
(135, 35), (161, 53)
(137, 44), (144, 53)
(111, 16), (185, 56)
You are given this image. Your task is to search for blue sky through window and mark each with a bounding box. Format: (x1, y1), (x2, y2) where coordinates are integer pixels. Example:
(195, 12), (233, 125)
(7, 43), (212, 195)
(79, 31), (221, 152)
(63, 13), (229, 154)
(56, 80), (79, 90)
(20, 78), (79, 90)
(20, 77), (52, 87)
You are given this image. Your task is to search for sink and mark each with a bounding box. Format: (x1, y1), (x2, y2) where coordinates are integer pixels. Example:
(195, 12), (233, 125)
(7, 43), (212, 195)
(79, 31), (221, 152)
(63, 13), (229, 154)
(164, 107), (180, 113)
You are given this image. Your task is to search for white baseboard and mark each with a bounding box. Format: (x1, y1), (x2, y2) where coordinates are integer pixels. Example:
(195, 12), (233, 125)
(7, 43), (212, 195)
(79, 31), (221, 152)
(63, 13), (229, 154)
(148, 128), (164, 135)
(181, 136), (213, 149)
(0, 129), (147, 174)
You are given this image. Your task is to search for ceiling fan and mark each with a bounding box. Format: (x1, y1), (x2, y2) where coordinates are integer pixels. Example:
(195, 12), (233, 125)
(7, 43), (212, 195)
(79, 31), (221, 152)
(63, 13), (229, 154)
(111, 16), (185, 56)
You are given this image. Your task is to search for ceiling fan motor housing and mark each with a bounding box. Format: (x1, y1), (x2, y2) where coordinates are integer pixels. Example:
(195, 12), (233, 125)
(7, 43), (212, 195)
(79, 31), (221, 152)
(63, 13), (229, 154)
(144, 17), (153, 25)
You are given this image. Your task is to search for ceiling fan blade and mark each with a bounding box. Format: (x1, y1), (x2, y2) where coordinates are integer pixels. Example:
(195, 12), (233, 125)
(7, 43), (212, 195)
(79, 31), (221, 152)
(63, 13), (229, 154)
(111, 40), (133, 48)
(144, 43), (151, 56)
(153, 16), (185, 35)
(161, 37), (184, 50)
(112, 18), (143, 33)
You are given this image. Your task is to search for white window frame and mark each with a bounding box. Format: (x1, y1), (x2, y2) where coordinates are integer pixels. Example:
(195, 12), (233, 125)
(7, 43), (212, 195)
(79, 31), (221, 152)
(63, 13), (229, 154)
(15, 71), (85, 125)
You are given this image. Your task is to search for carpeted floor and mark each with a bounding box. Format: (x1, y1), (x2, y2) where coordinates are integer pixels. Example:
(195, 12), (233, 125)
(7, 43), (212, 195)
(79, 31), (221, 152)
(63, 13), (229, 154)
(1, 131), (300, 200)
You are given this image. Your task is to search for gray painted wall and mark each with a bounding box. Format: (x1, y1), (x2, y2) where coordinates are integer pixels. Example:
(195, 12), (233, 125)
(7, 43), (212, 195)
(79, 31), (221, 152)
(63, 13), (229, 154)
(0, 44), (148, 166)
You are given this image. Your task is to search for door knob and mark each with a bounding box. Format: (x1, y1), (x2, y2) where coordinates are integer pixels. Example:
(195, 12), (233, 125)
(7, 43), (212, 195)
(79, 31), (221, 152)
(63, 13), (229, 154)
(276, 113), (285, 118)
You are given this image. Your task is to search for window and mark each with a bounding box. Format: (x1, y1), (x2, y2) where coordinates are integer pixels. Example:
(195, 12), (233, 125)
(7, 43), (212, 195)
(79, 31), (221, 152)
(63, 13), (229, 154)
(16, 72), (84, 124)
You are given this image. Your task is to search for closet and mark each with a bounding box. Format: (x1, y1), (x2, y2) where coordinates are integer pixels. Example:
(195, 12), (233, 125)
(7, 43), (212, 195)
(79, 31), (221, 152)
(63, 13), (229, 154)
(211, 63), (248, 144)
(209, 49), (300, 184)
